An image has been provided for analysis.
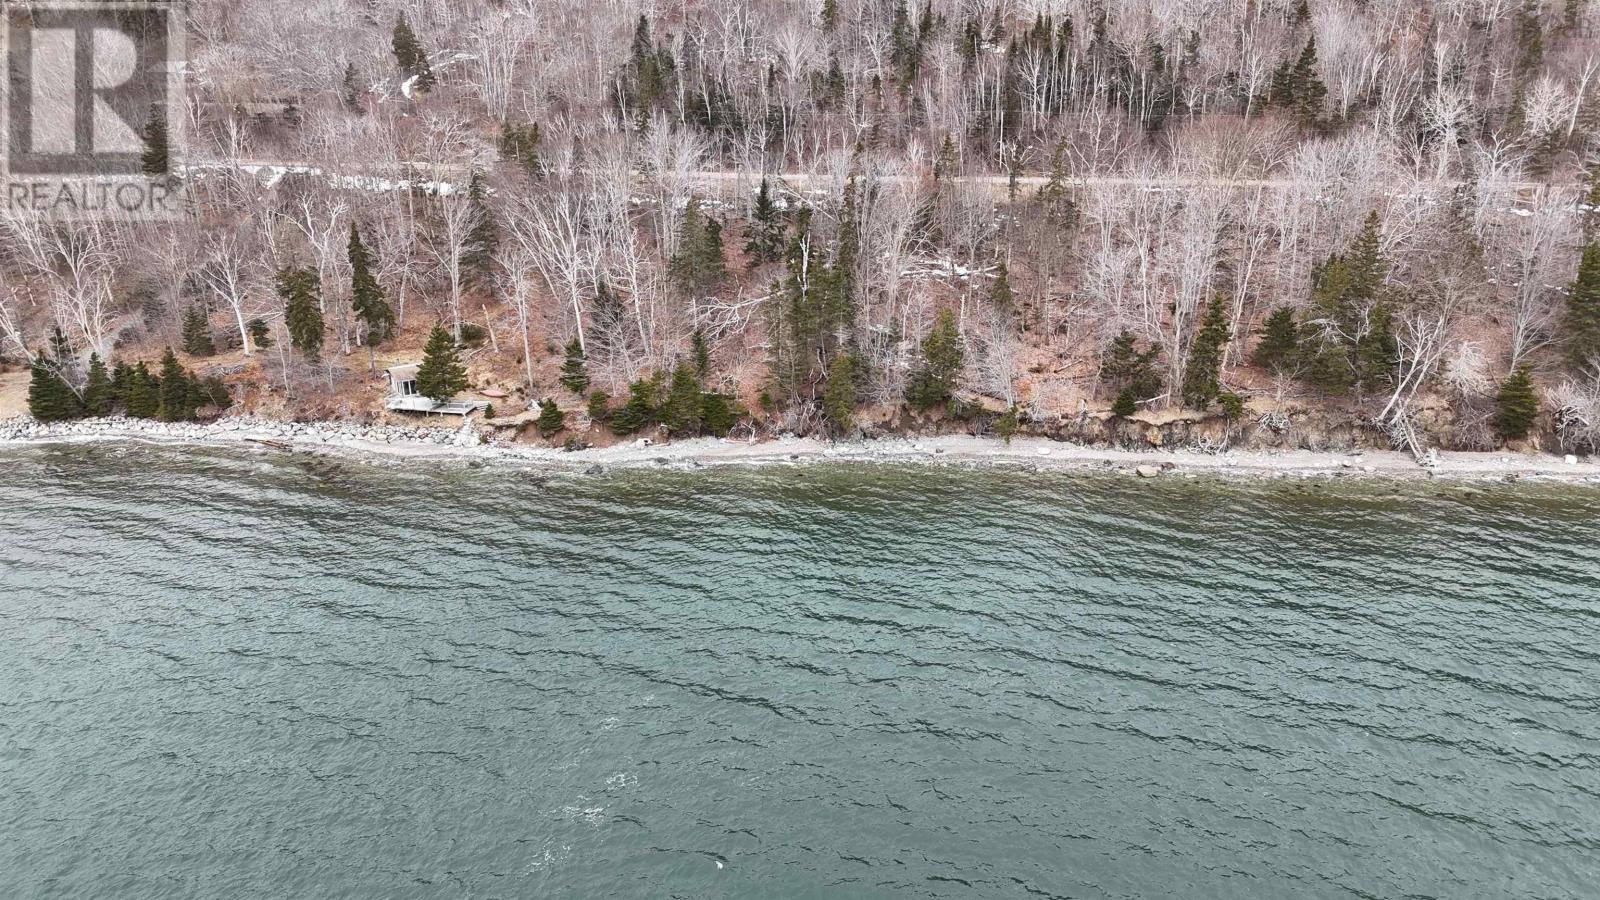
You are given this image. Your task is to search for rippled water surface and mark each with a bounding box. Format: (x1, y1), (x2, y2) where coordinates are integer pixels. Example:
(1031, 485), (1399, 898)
(3, 445), (1600, 899)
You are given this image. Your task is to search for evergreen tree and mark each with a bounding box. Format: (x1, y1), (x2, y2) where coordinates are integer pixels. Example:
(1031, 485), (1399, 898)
(1181, 300), (1231, 409)
(1253, 307), (1300, 372)
(610, 374), (663, 434)
(1301, 212), (1394, 394)
(349, 223), (394, 345)
(691, 328), (711, 377)
(990, 262), (1016, 314)
(278, 266), (324, 361)
(586, 390), (611, 423)
(27, 354), (80, 422)
(1100, 330), (1163, 400)
(341, 63), (364, 110)
(744, 178), (786, 264)
(560, 339), (590, 393)
(416, 326), (468, 402)
(157, 349), (192, 422)
(125, 362), (160, 418)
(907, 308), (965, 410)
(536, 398), (566, 436)
(700, 391), (737, 435)
(820, 0), (839, 31)
(392, 15), (435, 92)
(1111, 388), (1138, 417)
(499, 121), (543, 176)
(463, 172), (499, 287)
(661, 363), (705, 435)
(995, 404), (1020, 443)
(1494, 366), (1540, 440)
(83, 353), (112, 416)
(669, 200), (727, 295)
(1289, 37), (1327, 126)
(1565, 240), (1600, 372)
(181, 305), (215, 357)
(110, 360), (132, 408)
(140, 104), (169, 176)
(822, 352), (857, 433)
(247, 318), (272, 350)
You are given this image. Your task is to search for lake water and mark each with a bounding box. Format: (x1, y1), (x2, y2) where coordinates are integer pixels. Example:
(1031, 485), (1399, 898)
(3, 444), (1599, 899)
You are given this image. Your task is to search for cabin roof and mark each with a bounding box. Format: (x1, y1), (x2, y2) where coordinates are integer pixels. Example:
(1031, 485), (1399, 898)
(385, 364), (419, 381)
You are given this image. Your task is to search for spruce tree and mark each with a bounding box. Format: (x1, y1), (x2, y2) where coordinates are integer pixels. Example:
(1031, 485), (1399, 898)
(463, 172), (499, 287)
(125, 362), (160, 418)
(1494, 366), (1540, 440)
(342, 63), (364, 110)
(1181, 300), (1231, 409)
(1100, 330), (1163, 400)
(27, 354), (80, 422)
(349, 223), (394, 345)
(536, 398), (566, 436)
(822, 353), (857, 433)
(669, 200), (727, 295)
(181, 305), (215, 357)
(247, 318), (272, 350)
(586, 390), (611, 423)
(500, 121), (543, 176)
(157, 349), (192, 422)
(1290, 37), (1327, 127)
(416, 326), (468, 402)
(1253, 307), (1300, 372)
(907, 308), (965, 410)
(1566, 240), (1600, 372)
(83, 353), (112, 416)
(140, 104), (169, 176)
(691, 328), (711, 377)
(700, 391), (737, 435)
(392, 15), (435, 93)
(610, 375), (662, 434)
(560, 339), (590, 393)
(1111, 388), (1138, 417)
(660, 363), (704, 435)
(744, 178), (786, 264)
(278, 266), (324, 361)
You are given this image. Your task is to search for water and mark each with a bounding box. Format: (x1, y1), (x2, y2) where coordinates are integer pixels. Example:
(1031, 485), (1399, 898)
(2, 444), (1599, 899)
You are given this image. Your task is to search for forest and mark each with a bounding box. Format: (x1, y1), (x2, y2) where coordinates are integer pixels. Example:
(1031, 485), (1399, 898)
(6, 0), (1600, 453)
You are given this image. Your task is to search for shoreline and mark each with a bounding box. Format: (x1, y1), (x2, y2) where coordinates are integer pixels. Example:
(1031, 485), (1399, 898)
(3, 415), (1599, 484)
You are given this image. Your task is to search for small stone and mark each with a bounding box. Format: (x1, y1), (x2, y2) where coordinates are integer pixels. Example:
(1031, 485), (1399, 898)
(1565, 454), (1578, 465)
(1135, 465), (1160, 478)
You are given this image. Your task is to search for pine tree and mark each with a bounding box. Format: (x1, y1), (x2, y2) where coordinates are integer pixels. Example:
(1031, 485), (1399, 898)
(1566, 240), (1600, 372)
(83, 353), (112, 416)
(349, 223), (394, 345)
(1111, 388), (1138, 417)
(907, 308), (965, 411)
(140, 104), (169, 176)
(610, 374), (662, 434)
(536, 398), (566, 436)
(560, 339), (590, 393)
(586, 390), (611, 423)
(125, 362), (160, 418)
(700, 391), (737, 435)
(1494, 366), (1541, 440)
(27, 354), (80, 422)
(463, 172), (499, 287)
(416, 326), (468, 402)
(1253, 307), (1300, 372)
(181, 305), (215, 357)
(661, 363), (705, 435)
(278, 266), (324, 361)
(1181, 300), (1231, 409)
(157, 349), (192, 422)
(392, 15), (435, 93)
(744, 178), (786, 264)
(669, 200), (727, 295)
(342, 63), (364, 110)
(822, 353), (857, 433)
(1100, 330), (1164, 400)
(691, 328), (711, 377)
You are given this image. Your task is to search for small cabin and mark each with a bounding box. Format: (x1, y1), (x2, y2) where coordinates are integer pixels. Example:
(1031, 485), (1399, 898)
(384, 364), (487, 416)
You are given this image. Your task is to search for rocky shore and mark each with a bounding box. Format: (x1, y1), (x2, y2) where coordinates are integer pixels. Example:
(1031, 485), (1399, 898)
(4, 414), (1600, 485)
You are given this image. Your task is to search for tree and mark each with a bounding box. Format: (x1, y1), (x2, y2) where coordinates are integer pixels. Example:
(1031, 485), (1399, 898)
(342, 63), (364, 110)
(1100, 330), (1163, 400)
(278, 266), (324, 361)
(1182, 300), (1231, 409)
(660, 363), (704, 435)
(560, 339), (590, 393)
(83, 353), (112, 416)
(181, 305), (215, 357)
(1495, 366), (1541, 439)
(349, 223), (394, 348)
(416, 326), (468, 403)
(157, 349), (193, 422)
(610, 374), (663, 434)
(392, 15), (436, 92)
(669, 200), (726, 295)
(27, 353), (79, 422)
(586, 390), (611, 423)
(463, 172), (500, 288)
(907, 308), (965, 410)
(822, 353), (859, 434)
(700, 392), (737, 435)
(1253, 307), (1300, 372)
(1566, 241), (1600, 372)
(140, 104), (169, 176)
(124, 362), (159, 418)
(536, 398), (566, 436)
(691, 328), (711, 377)
(1111, 388), (1138, 417)
(745, 179), (786, 264)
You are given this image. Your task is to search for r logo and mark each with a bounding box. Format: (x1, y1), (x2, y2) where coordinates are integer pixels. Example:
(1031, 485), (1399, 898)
(3, 1), (178, 176)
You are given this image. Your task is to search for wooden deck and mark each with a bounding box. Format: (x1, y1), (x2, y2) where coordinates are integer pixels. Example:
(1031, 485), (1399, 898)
(386, 396), (490, 416)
